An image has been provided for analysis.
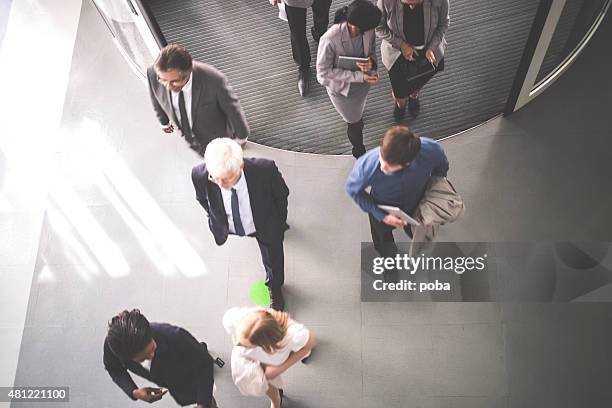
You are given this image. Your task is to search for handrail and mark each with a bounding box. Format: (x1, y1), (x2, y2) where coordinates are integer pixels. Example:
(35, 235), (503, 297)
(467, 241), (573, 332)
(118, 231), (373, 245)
(529, 0), (611, 99)
(132, 0), (167, 49)
(506, 0), (610, 114)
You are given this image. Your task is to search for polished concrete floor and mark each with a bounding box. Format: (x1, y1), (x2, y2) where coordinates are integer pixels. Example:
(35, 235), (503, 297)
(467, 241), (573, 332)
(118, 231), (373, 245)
(3, 1), (612, 407)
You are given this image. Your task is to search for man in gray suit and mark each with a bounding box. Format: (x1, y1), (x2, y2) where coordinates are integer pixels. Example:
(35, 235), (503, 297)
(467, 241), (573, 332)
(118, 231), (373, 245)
(147, 44), (250, 154)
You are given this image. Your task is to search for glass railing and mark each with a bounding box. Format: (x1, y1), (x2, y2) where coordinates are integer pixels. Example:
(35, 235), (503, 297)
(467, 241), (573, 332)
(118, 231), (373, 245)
(91, 0), (162, 79)
(506, 0), (611, 113)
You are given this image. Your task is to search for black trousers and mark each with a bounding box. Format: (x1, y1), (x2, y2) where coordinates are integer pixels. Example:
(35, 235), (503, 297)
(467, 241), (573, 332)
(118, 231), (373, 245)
(256, 236), (285, 298)
(368, 213), (413, 258)
(285, 0), (332, 69)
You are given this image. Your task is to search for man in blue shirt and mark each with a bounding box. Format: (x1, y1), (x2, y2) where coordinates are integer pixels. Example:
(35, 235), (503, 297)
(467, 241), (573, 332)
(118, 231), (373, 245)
(346, 126), (449, 264)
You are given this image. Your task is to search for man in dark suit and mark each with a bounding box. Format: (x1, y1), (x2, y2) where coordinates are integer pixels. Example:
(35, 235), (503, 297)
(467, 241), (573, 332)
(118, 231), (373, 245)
(103, 309), (217, 408)
(147, 44), (249, 154)
(191, 138), (290, 310)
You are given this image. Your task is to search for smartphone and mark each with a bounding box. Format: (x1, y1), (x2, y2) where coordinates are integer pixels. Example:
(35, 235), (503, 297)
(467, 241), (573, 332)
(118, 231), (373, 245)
(150, 388), (168, 396)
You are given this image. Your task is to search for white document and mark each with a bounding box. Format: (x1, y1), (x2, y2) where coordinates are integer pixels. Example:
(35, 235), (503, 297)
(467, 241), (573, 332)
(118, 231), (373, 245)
(377, 205), (421, 226)
(278, 2), (288, 21)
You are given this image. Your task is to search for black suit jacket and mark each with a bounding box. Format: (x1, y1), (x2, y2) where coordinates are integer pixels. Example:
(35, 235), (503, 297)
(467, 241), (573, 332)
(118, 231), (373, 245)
(103, 323), (214, 407)
(191, 158), (289, 245)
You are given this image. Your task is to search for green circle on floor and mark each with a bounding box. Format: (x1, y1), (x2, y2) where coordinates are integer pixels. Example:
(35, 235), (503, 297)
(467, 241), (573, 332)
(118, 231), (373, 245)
(249, 280), (270, 306)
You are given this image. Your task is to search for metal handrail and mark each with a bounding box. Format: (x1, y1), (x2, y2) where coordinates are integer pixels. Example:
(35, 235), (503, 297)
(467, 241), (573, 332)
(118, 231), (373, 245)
(132, 0), (167, 49)
(529, 0), (611, 99)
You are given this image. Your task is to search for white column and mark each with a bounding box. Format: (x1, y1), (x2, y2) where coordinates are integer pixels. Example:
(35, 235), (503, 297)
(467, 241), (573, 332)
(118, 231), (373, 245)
(0, 0), (82, 402)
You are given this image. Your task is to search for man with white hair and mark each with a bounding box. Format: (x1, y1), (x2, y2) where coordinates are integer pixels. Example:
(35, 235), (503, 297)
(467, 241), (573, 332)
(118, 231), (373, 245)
(191, 138), (290, 310)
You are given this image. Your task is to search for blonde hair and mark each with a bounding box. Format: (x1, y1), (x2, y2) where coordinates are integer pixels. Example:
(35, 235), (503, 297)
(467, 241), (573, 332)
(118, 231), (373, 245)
(241, 309), (289, 353)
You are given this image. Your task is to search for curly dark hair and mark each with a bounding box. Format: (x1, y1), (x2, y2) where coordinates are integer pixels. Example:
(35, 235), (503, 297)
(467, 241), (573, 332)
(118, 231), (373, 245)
(106, 309), (152, 361)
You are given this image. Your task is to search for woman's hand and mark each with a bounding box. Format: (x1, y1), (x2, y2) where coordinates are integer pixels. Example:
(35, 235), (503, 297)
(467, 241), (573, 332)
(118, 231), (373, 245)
(269, 0), (278, 5)
(425, 48), (437, 66)
(356, 57), (373, 73)
(363, 72), (380, 84)
(400, 42), (418, 61)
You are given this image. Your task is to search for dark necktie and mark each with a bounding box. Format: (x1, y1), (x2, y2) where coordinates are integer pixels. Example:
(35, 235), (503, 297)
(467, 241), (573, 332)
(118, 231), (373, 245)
(231, 188), (246, 236)
(178, 91), (193, 142)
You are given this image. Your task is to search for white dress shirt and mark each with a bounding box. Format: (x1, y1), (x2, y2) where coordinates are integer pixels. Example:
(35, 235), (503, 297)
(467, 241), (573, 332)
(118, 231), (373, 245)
(220, 171), (256, 235)
(170, 72), (193, 128)
(140, 358), (152, 372)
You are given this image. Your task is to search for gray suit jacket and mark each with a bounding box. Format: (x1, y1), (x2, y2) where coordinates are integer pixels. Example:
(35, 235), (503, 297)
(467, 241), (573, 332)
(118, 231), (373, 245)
(376, 0), (449, 70)
(147, 61), (249, 146)
(316, 22), (377, 96)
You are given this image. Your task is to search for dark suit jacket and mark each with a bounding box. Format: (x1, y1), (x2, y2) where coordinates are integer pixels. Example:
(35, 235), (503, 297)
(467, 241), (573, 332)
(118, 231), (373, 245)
(191, 158), (289, 245)
(147, 61), (250, 146)
(103, 323), (214, 407)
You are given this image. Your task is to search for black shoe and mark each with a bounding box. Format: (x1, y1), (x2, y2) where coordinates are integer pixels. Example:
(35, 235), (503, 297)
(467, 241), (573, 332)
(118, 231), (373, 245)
(279, 388), (284, 407)
(188, 142), (205, 156)
(393, 103), (406, 121)
(351, 145), (366, 159)
(298, 68), (310, 96)
(270, 288), (285, 311)
(408, 96), (420, 117)
(311, 26), (322, 43)
(301, 349), (312, 364)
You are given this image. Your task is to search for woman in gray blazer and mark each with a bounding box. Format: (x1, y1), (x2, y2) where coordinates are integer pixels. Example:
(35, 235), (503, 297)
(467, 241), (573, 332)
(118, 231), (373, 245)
(376, 0), (449, 119)
(316, 0), (382, 158)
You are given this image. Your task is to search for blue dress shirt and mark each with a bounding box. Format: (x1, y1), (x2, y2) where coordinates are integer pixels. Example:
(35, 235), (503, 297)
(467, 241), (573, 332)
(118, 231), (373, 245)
(346, 138), (449, 221)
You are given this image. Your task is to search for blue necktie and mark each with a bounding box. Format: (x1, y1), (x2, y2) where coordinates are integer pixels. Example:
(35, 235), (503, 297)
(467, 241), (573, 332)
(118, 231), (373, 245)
(231, 188), (246, 236)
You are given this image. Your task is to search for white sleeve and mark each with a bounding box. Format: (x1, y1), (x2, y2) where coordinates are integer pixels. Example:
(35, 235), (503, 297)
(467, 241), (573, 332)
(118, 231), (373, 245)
(222, 307), (243, 335)
(287, 321), (310, 352)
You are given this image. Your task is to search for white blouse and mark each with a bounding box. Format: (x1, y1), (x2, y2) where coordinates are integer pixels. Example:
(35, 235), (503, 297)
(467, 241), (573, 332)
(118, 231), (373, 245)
(223, 307), (310, 366)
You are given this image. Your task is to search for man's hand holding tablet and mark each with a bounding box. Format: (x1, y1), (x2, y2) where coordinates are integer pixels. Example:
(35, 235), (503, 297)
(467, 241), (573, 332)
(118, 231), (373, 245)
(378, 205), (421, 227)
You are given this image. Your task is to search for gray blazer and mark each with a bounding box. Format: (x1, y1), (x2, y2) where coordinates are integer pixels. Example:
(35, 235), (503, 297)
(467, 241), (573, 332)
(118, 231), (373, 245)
(316, 22), (377, 97)
(147, 61), (250, 146)
(376, 0), (449, 70)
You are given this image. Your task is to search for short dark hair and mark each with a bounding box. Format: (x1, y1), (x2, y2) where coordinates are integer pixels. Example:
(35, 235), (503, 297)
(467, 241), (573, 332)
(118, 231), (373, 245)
(106, 309), (152, 361)
(380, 126), (421, 166)
(154, 44), (193, 75)
(334, 0), (382, 32)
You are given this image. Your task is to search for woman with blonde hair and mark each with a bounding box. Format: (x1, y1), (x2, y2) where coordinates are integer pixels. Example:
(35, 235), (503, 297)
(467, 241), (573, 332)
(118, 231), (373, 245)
(223, 307), (315, 408)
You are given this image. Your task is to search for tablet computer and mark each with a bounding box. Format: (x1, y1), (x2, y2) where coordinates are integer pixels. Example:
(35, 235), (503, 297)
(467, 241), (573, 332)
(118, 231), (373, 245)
(378, 205), (421, 226)
(406, 59), (437, 83)
(337, 56), (370, 71)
